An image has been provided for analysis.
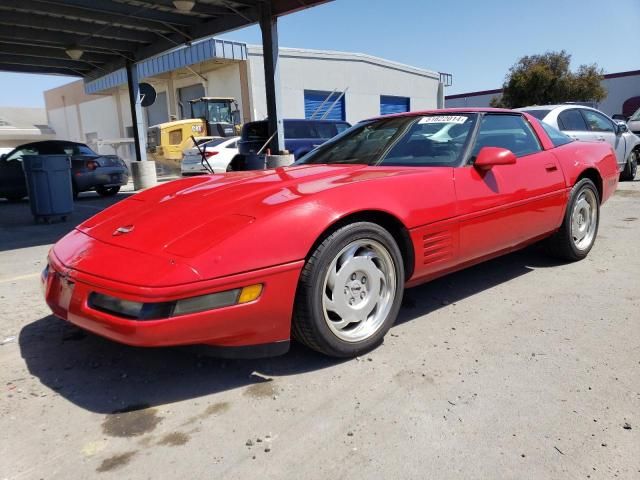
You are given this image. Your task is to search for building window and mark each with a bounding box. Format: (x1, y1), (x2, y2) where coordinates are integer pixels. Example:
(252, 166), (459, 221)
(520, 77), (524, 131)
(380, 96), (410, 115)
(304, 90), (345, 121)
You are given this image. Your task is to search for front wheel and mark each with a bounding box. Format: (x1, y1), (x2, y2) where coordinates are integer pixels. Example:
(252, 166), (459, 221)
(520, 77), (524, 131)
(293, 222), (404, 357)
(546, 178), (600, 261)
(96, 186), (121, 197)
(619, 150), (638, 181)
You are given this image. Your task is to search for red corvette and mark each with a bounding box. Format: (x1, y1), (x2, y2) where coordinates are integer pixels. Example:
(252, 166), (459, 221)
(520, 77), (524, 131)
(43, 109), (618, 358)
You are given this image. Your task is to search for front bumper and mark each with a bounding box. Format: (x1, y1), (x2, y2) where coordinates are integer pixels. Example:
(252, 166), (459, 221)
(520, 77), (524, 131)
(74, 167), (129, 191)
(181, 162), (208, 175)
(43, 251), (303, 354)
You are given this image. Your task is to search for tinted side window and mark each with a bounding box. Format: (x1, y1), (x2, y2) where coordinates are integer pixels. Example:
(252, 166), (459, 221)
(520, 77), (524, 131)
(557, 110), (588, 131)
(581, 110), (614, 132)
(314, 123), (338, 139)
(472, 114), (542, 158)
(540, 122), (573, 147)
(73, 145), (97, 155)
(285, 122), (315, 139)
(521, 109), (551, 121)
(336, 123), (350, 133)
(7, 147), (39, 161)
(242, 122), (268, 140)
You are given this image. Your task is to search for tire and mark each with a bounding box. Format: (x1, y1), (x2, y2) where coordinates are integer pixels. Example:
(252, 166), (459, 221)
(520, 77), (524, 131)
(4, 194), (25, 202)
(546, 178), (600, 261)
(227, 154), (244, 172)
(72, 183), (79, 200)
(292, 222), (405, 357)
(619, 150), (638, 181)
(96, 186), (121, 197)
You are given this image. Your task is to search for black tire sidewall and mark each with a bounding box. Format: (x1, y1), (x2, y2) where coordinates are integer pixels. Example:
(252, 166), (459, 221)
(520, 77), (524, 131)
(301, 222), (405, 357)
(562, 178), (600, 259)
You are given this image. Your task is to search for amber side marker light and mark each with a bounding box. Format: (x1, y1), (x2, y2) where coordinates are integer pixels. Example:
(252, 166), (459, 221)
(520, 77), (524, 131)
(238, 284), (263, 304)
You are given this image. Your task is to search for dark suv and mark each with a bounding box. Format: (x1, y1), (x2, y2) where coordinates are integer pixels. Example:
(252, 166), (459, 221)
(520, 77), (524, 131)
(236, 118), (351, 161)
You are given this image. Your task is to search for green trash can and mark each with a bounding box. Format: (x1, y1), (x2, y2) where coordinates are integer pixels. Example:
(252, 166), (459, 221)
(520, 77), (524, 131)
(22, 154), (73, 223)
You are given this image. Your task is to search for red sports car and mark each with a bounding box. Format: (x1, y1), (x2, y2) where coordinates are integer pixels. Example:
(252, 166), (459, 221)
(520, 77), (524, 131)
(43, 109), (619, 358)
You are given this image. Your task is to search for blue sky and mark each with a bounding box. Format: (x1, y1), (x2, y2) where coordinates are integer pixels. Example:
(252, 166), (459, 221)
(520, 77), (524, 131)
(0, 0), (638, 108)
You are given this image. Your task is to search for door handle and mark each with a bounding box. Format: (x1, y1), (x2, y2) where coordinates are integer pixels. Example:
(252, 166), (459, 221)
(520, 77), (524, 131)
(596, 136), (606, 142)
(545, 163), (558, 172)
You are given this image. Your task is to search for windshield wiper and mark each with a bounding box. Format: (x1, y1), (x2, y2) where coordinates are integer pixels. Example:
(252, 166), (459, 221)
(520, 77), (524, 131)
(191, 135), (214, 174)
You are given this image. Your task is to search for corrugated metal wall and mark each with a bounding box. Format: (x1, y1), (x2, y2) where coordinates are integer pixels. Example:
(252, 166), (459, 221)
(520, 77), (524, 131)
(304, 90), (345, 121)
(380, 95), (410, 115)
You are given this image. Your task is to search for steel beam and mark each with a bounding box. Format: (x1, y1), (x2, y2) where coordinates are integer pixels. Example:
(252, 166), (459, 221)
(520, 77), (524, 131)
(38, 0), (200, 27)
(0, 0), (175, 33)
(0, 26), (138, 52)
(259, 1), (284, 153)
(126, 62), (147, 162)
(0, 63), (80, 76)
(0, 43), (111, 64)
(0, 54), (92, 71)
(0, 10), (157, 43)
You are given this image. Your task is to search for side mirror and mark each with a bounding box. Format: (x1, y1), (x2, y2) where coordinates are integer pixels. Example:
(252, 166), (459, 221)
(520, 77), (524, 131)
(615, 121), (628, 135)
(474, 147), (516, 171)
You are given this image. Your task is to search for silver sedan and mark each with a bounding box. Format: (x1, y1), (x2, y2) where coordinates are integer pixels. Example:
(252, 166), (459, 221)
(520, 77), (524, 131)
(517, 104), (639, 181)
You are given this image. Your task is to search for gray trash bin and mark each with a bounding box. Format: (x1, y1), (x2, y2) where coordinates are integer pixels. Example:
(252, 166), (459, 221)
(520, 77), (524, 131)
(22, 154), (73, 223)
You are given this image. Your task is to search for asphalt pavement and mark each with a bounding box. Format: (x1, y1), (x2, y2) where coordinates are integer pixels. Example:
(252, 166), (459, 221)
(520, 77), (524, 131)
(1, 179), (638, 479)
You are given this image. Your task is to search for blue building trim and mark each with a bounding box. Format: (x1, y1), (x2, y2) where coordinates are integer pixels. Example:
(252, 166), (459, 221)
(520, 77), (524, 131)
(85, 38), (247, 94)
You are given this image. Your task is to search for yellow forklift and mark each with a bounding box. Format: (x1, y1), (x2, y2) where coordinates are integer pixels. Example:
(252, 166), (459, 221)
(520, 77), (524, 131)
(146, 97), (241, 167)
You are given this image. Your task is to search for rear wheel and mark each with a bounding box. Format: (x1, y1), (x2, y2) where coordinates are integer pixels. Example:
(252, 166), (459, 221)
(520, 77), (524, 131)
(293, 222), (404, 357)
(546, 178), (600, 261)
(620, 150), (638, 181)
(4, 194), (25, 202)
(96, 186), (121, 197)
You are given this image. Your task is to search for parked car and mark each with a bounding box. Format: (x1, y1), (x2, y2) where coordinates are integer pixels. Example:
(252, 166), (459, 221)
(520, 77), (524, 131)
(181, 136), (239, 175)
(43, 109), (618, 358)
(626, 107), (640, 137)
(232, 118), (351, 167)
(0, 140), (129, 201)
(516, 105), (639, 181)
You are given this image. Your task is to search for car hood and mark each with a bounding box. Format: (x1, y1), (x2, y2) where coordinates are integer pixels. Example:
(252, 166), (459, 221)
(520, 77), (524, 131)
(59, 164), (427, 283)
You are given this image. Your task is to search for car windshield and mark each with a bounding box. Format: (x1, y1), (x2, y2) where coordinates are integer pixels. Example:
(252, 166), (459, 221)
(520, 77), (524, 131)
(5, 142), (96, 161)
(297, 114), (478, 167)
(630, 108), (640, 121)
(520, 109), (551, 121)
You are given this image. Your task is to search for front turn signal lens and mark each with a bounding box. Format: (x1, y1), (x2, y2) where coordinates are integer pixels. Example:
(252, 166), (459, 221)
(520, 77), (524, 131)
(238, 284), (263, 304)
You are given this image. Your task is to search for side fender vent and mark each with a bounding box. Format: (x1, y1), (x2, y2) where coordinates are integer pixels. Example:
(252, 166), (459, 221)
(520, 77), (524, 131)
(422, 230), (453, 265)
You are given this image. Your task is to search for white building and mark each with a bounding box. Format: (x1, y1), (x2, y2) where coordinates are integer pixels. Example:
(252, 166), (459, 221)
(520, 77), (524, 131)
(44, 39), (448, 160)
(445, 69), (640, 118)
(0, 107), (55, 149)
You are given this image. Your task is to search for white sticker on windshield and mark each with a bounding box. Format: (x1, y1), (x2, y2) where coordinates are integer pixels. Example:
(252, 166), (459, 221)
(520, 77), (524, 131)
(418, 115), (468, 124)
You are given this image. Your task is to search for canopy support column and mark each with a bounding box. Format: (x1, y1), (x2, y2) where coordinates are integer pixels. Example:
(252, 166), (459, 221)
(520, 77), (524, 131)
(259, 2), (284, 154)
(126, 62), (157, 190)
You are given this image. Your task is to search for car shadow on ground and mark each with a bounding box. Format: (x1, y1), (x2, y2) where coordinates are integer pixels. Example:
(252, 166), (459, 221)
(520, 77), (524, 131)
(19, 244), (563, 414)
(0, 192), (133, 252)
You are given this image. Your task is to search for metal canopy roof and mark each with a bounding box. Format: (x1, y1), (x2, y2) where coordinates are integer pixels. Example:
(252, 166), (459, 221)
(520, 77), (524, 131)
(0, 0), (329, 79)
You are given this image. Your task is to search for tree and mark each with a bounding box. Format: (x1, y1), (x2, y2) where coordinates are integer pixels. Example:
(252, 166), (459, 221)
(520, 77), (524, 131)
(490, 51), (606, 108)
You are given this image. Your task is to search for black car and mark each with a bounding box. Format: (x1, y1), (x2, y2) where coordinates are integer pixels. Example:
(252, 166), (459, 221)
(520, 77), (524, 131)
(0, 140), (129, 201)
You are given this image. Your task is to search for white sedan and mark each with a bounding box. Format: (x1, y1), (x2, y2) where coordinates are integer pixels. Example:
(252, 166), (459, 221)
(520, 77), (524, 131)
(181, 136), (239, 175)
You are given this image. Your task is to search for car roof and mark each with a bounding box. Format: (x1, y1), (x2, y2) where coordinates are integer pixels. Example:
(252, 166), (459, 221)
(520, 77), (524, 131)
(366, 107), (517, 122)
(14, 140), (86, 149)
(515, 104), (604, 114)
(246, 119), (350, 125)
